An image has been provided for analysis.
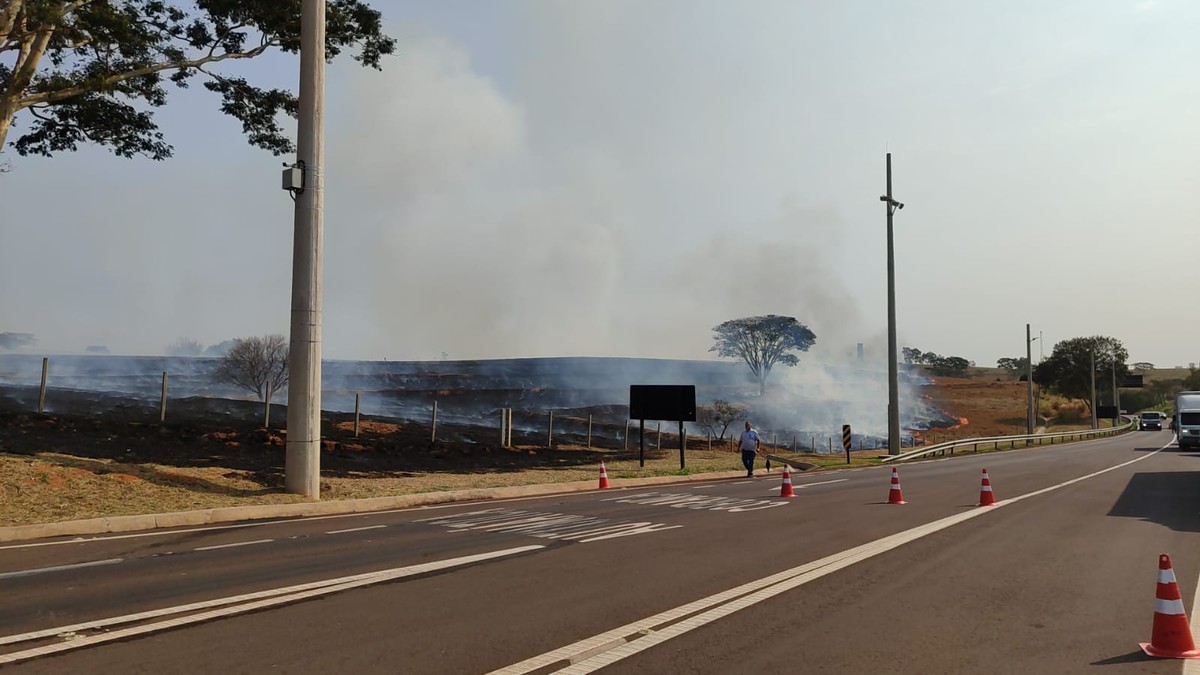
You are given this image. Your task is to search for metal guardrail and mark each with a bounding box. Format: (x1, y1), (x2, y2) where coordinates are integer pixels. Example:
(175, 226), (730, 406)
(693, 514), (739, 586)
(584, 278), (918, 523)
(879, 418), (1136, 463)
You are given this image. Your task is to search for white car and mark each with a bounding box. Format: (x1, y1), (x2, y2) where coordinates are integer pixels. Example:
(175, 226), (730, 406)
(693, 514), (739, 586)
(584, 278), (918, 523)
(1139, 411), (1164, 431)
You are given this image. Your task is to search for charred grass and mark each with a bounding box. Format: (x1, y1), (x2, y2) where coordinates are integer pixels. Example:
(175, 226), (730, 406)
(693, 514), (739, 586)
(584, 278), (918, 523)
(0, 379), (1033, 527)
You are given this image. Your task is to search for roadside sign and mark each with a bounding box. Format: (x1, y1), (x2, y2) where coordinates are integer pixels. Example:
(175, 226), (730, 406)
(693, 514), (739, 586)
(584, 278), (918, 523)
(842, 424), (852, 465)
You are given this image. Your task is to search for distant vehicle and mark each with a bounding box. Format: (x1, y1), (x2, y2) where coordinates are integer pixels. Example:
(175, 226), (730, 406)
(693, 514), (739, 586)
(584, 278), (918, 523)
(1175, 392), (1200, 450)
(1139, 411), (1164, 431)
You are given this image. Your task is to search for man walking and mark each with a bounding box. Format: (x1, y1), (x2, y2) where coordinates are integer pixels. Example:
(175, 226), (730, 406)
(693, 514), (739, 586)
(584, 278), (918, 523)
(739, 420), (760, 477)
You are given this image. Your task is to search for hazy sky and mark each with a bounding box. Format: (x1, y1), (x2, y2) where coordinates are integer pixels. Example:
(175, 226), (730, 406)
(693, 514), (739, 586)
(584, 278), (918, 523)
(2, 0), (1198, 367)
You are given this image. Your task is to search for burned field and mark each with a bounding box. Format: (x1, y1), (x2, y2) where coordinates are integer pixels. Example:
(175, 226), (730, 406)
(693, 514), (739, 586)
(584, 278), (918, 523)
(0, 355), (1010, 526)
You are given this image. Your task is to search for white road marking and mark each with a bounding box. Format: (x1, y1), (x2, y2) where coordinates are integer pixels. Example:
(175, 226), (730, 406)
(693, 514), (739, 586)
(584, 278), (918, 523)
(0, 491), (611, 551)
(689, 485), (716, 490)
(0, 545), (544, 665)
(193, 539), (274, 552)
(1183, 446), (1200, 675)
(764, 479), (848, 493)
(602, 492), (788, 513)
(799, 479), (849, 487)
(490, 444), (1167, 674)
(415, 509), (681, 543)
(325, 525), (387, 535)
(0, 558), (123, 581)
(731, 481), (752, 485)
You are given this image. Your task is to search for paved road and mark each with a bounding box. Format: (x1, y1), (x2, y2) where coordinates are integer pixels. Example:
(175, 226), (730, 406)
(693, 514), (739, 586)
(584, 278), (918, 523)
(2, 429), (1197, 673)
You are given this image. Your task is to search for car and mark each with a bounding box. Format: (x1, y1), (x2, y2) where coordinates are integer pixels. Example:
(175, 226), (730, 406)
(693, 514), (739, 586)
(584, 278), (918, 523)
(1139, 411), (1164, 431)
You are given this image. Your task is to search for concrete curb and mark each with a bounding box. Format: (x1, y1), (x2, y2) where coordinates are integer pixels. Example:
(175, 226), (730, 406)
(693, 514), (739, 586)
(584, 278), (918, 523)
(0, 469), (760, 544)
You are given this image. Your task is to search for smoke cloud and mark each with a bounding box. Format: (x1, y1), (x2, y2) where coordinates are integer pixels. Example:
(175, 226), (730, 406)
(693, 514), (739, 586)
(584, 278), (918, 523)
(321, 25), (877, 364)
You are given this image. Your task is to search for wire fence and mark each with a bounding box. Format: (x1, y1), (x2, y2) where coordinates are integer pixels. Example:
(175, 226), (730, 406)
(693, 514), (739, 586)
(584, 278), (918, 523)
(3, 357), (954, 455)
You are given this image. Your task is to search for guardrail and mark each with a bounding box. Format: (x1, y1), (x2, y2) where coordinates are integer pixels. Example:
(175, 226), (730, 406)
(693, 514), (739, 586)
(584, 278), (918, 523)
(879, 418), (1136, 463)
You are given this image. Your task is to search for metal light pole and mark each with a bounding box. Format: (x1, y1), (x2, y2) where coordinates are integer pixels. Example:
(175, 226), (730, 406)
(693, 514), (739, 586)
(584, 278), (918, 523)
(1090, 349), (1097, 430)
(285, 0), (326, 498)
(880, 153), (904, 455)
(1026, 324), (1036, 435)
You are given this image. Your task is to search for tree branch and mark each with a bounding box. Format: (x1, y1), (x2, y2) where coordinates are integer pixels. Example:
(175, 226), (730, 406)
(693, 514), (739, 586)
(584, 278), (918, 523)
(0, 0), (25, 49)
(16, 42), (274, 110)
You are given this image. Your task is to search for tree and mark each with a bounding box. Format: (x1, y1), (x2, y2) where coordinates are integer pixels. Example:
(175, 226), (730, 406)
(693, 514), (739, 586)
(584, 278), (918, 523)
(1185, 367), (1200, 392)
(1150, 378), (1182, 406)
(1032, 335), (1128, 411)
(1, 1), (395, 164)
(928, 355), (970, 377)
(1132, 362), (1155, 372)
(710, 315), (816, 395)
(697, 399), (748, 440)
(997, 356), (1029, 373)
(902, 347), (923, 364)
(213, 334), (288, 401)
(167, 337), (203, 356)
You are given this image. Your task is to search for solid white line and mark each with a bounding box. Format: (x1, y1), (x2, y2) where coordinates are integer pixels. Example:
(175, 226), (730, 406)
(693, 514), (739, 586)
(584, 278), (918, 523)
(0, 558), (123, 581)
(325, 525), (387, 535)
(193, 539), (274, 552)
(0, 545), (544, 665)
(491, 443), (1168, 674)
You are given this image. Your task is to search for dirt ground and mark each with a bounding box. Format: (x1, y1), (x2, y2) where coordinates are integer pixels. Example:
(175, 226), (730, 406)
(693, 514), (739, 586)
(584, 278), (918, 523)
(0, 379), (1028, 527)
(915, 378), (1029, 442)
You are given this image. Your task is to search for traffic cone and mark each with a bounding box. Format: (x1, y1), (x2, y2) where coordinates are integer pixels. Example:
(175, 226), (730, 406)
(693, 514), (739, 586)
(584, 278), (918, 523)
(977, 469), (996, 506)
(887, 467), (906, 504)
(779, 464), (795, 497)
(1140, 553), (1200, 658)
(598, 462), (611, 489)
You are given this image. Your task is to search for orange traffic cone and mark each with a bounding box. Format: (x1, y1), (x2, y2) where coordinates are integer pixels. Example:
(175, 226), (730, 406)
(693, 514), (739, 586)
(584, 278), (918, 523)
(977, 469), (996, 506)
(779, 464), (795, 497)
(887, 467), (906, 504)
(598, 462), (611, 489)
(1140, 553), (1200, 658)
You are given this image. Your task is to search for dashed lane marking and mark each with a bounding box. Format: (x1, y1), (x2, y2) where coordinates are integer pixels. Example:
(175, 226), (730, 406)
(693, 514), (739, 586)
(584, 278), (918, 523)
(0, 558), (123, 582)
(325, 525), (387, 535)
(193, 539), (274, 552)
(764, 479), (849, 493)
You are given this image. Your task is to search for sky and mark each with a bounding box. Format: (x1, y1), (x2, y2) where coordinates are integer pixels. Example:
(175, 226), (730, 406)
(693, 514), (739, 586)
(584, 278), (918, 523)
(2, 0), (1198, 367)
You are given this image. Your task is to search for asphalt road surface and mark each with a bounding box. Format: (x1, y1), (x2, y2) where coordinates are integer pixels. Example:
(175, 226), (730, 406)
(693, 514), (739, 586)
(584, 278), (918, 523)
(2, 429), (1198, 674)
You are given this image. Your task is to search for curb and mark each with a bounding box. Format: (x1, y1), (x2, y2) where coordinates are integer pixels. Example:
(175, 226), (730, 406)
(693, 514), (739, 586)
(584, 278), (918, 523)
(0, 469), (760, 544)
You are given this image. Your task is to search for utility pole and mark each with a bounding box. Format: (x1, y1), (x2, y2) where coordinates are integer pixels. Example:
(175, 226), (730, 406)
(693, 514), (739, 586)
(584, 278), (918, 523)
(285, 0), (326, 498)
(880, 153), (905, 455)
(1090, 349), (1097, 430)
(1111, 360), (1119, 427)
(1026, 323), (1035, 435)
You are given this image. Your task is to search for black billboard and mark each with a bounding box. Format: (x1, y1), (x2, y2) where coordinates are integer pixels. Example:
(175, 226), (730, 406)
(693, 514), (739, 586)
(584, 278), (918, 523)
(629, 385), (697, 421)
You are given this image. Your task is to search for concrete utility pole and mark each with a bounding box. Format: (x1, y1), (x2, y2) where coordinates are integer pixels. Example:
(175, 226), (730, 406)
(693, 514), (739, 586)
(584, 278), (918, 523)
(1090, 349), (1097, 430)
(1111, 360), (1119, 426)
(285, 0), (326, 498)
(1026, 324), (1036, 435)
(880, 153), (905, 455)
